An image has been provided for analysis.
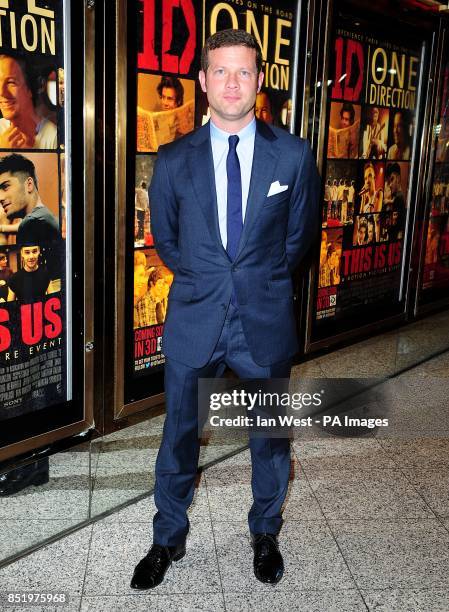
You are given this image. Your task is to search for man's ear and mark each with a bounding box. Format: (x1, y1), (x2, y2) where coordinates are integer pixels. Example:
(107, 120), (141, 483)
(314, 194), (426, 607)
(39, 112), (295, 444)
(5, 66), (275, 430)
(25, 177), (34, 194)
(198, 70), (207, 93)
(257, 71), (264, 93)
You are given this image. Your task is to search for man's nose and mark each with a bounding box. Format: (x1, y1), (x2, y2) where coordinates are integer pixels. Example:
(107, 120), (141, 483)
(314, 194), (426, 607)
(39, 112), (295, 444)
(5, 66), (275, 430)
(225, 72), (239, 88)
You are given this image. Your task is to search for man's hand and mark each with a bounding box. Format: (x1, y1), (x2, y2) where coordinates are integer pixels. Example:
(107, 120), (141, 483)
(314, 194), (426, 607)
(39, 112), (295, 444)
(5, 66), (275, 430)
(0, 125), (35, 149)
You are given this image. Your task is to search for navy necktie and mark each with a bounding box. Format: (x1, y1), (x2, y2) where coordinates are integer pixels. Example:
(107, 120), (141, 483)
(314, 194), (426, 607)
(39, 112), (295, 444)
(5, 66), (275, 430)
(226, 135), (242, 261)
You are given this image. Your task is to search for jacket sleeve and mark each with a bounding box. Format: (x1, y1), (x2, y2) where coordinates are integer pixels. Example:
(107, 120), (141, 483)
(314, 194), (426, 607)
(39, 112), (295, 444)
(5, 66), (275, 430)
(149, 147), (180, 274)
(286, 140), (321, 272)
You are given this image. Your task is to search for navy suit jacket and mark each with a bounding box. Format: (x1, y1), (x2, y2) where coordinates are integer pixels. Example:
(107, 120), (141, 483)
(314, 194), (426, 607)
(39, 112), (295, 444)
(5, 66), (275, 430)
(149, 119), (320, 368)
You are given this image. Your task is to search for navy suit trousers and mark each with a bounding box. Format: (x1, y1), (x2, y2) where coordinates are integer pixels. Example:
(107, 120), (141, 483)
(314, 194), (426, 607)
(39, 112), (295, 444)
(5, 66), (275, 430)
(153, 303), (292, 546)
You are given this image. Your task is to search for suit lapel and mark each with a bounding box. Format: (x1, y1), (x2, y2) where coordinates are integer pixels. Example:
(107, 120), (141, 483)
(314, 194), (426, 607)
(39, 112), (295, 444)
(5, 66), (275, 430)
(187, 123), (228, 260)
(235, 120), (279, 261)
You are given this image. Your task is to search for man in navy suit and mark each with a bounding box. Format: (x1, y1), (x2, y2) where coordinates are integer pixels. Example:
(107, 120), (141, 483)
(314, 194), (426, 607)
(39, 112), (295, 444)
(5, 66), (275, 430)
(131, 29), (320, 590)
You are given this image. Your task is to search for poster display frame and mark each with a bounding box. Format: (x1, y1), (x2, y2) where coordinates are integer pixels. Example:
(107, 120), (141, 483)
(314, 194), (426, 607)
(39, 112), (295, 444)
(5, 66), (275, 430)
(112, 0), (303, 421)
(303, 0), (441, 354)
(113, 0), (165, 420)
(0, 1), (95, 463)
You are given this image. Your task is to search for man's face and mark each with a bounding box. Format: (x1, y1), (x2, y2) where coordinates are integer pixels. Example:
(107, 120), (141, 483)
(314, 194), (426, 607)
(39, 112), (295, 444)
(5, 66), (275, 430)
(160, 86), (178, 110)
(0, 171), (28, 219)
(330, 251), (339, 268)
(388, 172), (400, 195)
(0, 255), (6, 269)
(359, 225), (367, 242)
(340, 110), (351, 128)
(393, 113), (404, 145)
(0, 57), (34, 121)
(367, 224), (374, 242)
(255, 92), (273, 123)
(199, 45), (263, 127)
(364, 167), (376, 191)
(21, 245), (40, 272)
(150, 277), (170, 301)
(371, 108), (379, 124)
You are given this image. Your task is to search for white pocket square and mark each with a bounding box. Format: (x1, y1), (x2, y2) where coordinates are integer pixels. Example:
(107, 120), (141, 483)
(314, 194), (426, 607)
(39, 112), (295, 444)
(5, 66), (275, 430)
(267, 181), (288, 197)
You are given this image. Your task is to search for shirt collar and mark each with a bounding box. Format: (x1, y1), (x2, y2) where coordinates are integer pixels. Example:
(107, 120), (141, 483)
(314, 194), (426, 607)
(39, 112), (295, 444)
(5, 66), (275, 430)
(210, 117), (256, 143)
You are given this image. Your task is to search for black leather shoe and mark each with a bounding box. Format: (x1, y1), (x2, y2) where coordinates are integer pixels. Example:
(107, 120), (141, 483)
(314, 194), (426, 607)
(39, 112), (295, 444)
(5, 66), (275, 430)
(0, 458), (49, 497)
(251, 533), (284, 584)
(130, 543), (186, 590)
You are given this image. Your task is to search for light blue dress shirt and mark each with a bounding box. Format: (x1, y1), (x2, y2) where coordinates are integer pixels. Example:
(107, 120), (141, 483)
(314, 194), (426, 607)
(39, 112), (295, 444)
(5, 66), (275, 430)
(210, 118), (256, 249)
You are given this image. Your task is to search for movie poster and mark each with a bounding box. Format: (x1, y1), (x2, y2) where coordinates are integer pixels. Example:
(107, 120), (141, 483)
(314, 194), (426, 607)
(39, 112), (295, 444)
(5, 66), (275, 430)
(420, 62), (449, 298)
(313, 25), (420, 338)
(132, 0), (199, 377)
(131, 0), (299, 378)
(0, 1), (66, 420)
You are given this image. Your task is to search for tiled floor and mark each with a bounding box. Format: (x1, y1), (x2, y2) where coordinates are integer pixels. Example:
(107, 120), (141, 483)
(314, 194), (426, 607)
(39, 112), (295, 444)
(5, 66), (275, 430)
(1, 313), (449, 611)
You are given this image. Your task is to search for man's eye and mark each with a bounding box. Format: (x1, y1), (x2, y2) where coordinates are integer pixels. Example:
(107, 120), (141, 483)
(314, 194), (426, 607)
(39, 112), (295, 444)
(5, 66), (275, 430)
(215, 69), (225, 75)
(240, 71), (250, 77)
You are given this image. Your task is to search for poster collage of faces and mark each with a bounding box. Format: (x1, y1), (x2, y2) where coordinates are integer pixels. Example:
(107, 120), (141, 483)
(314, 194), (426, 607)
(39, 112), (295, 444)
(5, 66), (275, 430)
(133, 0), (198, 335)
(0, 57), (65, 306)
(318, 38), (415, 294)
(132, 1), (197, 371)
